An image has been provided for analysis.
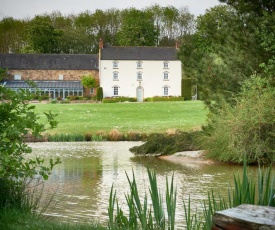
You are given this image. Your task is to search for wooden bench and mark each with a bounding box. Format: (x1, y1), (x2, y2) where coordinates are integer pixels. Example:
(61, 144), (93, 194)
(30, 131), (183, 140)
(212, 204), (275, 230)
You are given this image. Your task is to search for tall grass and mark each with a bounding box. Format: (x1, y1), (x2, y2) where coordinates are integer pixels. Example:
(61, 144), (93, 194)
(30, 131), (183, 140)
(0, 208), (107, 230)
(108, 165), (275, 230)
(0, 178), (44, 212)
(190, 163), (275, 229)
(108, 169), (177, 229)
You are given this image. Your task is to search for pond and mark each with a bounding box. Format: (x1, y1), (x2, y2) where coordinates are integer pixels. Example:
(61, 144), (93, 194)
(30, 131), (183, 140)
(28, 142), (247, 228)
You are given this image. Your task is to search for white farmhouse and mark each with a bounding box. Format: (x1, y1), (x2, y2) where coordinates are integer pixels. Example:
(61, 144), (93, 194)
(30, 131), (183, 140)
(99, 40), (182, 102)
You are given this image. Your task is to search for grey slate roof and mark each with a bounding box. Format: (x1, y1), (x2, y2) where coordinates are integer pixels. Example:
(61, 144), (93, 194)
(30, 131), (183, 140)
(3, 81), (82, 89)
(0, 54), (98, 70)
(101, 47), (178, 60)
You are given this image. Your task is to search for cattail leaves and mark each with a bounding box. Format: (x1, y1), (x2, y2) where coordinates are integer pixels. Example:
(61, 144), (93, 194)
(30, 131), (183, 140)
(108, 168), (177, 229)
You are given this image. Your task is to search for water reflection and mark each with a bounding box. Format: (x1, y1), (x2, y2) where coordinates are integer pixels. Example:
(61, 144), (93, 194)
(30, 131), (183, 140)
(28, 142), (248, 228)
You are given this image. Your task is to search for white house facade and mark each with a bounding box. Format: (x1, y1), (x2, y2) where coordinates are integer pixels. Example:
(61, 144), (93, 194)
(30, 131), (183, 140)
(99, 45), (182, 102)
(1, 42), (182, 101)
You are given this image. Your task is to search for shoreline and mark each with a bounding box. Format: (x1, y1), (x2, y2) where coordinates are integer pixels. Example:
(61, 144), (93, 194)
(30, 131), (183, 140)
(158, 150), (215, 167)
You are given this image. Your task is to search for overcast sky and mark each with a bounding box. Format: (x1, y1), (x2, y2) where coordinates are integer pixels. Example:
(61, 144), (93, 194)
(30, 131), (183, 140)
(0, 0), (222, 20)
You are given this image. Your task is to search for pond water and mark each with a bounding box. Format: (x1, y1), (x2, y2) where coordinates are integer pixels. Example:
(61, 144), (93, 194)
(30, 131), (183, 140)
(28, 142), (248, 228)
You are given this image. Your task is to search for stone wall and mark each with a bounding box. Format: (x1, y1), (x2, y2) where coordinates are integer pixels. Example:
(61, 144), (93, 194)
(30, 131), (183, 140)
(5, 69), (99, 97)
(7, 69), (99, 81)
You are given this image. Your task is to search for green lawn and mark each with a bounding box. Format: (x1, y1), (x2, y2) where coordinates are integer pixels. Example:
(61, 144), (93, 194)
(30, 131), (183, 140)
(35, 101), (207, 135)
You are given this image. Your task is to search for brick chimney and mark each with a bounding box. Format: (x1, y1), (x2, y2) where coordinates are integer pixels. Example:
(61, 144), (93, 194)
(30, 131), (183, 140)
(99, 38), (103, 49)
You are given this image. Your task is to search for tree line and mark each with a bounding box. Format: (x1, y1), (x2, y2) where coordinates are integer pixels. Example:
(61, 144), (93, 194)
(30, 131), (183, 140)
(180, 0), (274, 103)
(0, 5), (194, 54)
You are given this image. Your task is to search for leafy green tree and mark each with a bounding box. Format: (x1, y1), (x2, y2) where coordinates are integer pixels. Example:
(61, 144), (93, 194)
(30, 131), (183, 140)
(179, 5), (266, 108)
(25, 16), (62, 53)
(0, 17), (28, 53)
(219, 0), (275, 16)
(116, 8), (158, 46)
(159, 6), (179, 46)
(257, 12), (275, 77)
(0, 69), (60, 208)
(81, 75), (97, 88)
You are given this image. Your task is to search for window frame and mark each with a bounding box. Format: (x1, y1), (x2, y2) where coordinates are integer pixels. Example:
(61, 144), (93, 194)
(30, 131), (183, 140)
(14, 74), (21, 80)
(137, 71), (143, 81)
(113, 61), (119, 69)
(163, 71), (169, 80)
(137, 61), (143, 69)
(113, 86), (119, 96)
(113, 71), (119, 81)
(163, 61), (169, 69)
(163, 86), (169, 96)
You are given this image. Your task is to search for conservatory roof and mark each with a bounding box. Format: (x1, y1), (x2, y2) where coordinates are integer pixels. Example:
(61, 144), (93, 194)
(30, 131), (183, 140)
(3, 80), (83, 89)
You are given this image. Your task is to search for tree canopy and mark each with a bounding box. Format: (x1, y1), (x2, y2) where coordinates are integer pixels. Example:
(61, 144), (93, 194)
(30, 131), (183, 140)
(0, 5), (195, 53)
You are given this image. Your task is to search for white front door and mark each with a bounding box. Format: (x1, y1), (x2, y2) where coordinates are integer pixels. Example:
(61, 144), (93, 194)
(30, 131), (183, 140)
(136, 86), (144, 102)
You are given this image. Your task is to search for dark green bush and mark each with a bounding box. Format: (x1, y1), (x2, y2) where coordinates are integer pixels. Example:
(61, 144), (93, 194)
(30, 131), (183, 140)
(97, 87), (103, 101)
(202, 75), (275, 164)
(144, 96), (184, 102)
(130, 131), (202, 155)
(182, 78), (192, 100)
(103, 97), (137, 103)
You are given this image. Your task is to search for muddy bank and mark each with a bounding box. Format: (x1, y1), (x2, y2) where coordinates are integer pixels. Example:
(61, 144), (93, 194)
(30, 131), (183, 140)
(158, 150), (215, 167)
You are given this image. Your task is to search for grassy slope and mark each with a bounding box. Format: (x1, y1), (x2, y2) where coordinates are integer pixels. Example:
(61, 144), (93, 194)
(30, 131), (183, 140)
(35, 101), (207, 135)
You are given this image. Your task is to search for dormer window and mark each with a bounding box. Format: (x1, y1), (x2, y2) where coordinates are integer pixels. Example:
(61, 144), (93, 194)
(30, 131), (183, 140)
(163, 61), (169, 69)
(113, 71), (119, 81)
(113, 61), (119, 69)
(137, 72), (143, 81)
(14, 74), (21, 80)
(137, 61), (143, 69)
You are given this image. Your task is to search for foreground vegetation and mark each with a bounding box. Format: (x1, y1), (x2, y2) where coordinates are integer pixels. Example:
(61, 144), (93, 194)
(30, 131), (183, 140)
(1, 164), (274, 230)
(0, 209), (107, 230)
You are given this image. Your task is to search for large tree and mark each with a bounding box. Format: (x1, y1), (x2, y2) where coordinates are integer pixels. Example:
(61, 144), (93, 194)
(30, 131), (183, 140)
(0, 17), (27, 53)
(116, 8), (158, 46)
(219, 0), (275, 16)
(25, 16), (62, 53)
(179, 4), (268, 108)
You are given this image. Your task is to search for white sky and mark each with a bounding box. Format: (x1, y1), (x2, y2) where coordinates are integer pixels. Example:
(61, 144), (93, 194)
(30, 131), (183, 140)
(0, 0), (222, 20)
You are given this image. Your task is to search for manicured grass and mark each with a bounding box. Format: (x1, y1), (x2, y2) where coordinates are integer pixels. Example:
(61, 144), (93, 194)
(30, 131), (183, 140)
(35, 101), (207, 135)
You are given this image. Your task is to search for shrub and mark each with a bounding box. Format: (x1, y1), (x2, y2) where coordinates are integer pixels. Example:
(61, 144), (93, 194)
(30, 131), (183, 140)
(102, 97), (137, 103)
(50, 99), (57, 104)
(144, 96), (184, 102)
(84, 132), (92, 141)
(81, 75), (97, 88)
(107, 129), (123, 141)
(202, 75), (275, 164)
(0, 73), (60, 211)
(182, 78), (192, 100)
(130, 131), (202, 155)
(97, 87), (103, 101)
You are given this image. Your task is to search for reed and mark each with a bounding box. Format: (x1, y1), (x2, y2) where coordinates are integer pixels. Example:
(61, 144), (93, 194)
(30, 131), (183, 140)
(108, 168), (177, 229)
(48, 133), (85, 142)
(108, 164), (275, 230)
(183, 196), (201, 230)
(199, 163), (275, 229)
